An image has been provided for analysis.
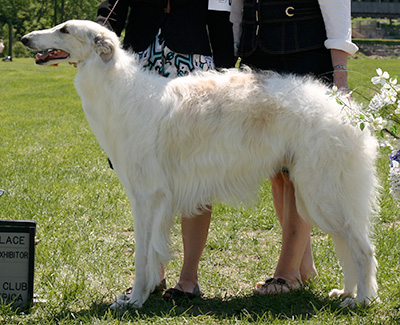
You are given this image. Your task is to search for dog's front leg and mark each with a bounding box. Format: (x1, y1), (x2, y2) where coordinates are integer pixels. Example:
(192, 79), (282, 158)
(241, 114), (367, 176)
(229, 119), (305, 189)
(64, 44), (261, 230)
(128, 210), (153, 308)
(110, 191), (171, 310)
(110, 201), (153, 310)
(109, 213), (150, 310)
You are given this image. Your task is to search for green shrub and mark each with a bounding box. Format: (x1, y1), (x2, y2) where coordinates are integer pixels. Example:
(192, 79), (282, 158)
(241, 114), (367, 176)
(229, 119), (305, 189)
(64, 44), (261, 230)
(13, 41), (31, 58)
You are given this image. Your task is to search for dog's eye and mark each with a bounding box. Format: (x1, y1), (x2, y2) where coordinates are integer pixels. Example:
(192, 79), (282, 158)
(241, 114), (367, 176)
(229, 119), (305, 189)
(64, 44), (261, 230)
(59, 26), (69, 34)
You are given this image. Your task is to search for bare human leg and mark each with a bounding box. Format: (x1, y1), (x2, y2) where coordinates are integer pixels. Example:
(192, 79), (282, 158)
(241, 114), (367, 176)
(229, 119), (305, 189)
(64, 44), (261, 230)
(163, 206), (211, 299)
(256, 172), (317, 294)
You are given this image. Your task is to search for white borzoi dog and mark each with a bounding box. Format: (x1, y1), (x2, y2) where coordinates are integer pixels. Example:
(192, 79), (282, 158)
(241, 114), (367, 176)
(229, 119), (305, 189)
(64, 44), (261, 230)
(22, 20), (379, 309)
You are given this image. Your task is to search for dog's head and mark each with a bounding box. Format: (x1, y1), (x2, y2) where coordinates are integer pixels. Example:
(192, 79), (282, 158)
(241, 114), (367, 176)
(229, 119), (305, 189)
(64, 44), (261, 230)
(21, 20), (120, 66)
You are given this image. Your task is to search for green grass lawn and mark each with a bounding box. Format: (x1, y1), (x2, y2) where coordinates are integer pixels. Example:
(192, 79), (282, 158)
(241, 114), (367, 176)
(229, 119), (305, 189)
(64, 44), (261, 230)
(0, 58), (400, 324)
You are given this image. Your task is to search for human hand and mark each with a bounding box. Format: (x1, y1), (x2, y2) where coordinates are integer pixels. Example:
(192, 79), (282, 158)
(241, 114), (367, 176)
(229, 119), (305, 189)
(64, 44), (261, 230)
(333, 69), (349, 91)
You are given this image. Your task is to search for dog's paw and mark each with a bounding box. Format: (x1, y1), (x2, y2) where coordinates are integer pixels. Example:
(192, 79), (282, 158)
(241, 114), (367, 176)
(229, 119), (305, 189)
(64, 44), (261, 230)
(338, 296), (375, 308)
(109, 293), (142, 311)
(354, 295), (380, 306)
(329, 288), (356, 298)
(330, 290), (379, 308)
(339, 297), (357, 308)
(330, 288), (360, 308)
(328, 288), (345, 298)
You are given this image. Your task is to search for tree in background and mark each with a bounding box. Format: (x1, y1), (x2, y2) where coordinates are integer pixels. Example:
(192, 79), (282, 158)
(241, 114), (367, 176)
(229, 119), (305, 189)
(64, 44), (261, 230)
(0, 0), (101, 58)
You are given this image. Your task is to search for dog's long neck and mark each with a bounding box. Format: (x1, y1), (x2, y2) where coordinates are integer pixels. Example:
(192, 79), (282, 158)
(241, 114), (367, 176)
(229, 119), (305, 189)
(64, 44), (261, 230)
(76, 53), (141, 108)
(76, 47), (166, 101)
(73, 47), (169, 166)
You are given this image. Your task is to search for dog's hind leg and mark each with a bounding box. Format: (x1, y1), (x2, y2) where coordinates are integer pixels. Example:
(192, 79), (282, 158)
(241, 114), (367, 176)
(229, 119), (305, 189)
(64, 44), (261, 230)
(293, 178), (378, 307)
(331, 229), (378, 307)
(328, 234), (358, 299)
(304, 205), (378, 306)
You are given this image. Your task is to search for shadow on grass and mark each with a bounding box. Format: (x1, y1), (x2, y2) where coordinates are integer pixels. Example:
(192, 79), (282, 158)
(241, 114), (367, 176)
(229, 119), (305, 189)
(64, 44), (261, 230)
(74, 287), (354, 322)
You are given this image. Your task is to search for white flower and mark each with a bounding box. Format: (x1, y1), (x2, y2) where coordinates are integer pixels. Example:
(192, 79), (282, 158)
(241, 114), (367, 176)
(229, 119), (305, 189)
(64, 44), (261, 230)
(379, 137), (393, 150)
(381, 88), (398, 105)
(333, 67), (400, 200)
(371, 68), (390, 85)
(328, 85), (339, 97)
(369, 116), (387, 132)
(368, 93), (385, 113)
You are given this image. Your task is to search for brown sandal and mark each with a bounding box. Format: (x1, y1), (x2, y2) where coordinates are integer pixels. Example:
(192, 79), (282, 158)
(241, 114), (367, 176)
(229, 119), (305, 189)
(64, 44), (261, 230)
(254, 277), (293, 295)
(163, 283), (201, 301)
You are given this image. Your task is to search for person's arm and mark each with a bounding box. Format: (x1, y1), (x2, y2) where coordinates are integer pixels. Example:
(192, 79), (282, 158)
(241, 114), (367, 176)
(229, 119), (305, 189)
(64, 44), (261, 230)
(318, 0), (357, 89)
(230, 0), (244, 57)
(331, 49), (349, 89)
(318, 0), (358, 55)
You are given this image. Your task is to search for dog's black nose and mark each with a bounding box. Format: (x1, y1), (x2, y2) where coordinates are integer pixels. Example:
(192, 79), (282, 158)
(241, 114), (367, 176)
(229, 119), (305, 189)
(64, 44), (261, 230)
(21, 35), (29, 46)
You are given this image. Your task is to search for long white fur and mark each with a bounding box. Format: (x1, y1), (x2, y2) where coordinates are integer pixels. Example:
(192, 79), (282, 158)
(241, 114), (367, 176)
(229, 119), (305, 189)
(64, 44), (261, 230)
(22, 20), (379, 309)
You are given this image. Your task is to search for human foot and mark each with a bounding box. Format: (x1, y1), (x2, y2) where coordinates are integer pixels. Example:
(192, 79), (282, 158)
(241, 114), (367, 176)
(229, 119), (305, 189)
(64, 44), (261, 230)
(254, 277), (301, 295)
(163, 283), (201, 300)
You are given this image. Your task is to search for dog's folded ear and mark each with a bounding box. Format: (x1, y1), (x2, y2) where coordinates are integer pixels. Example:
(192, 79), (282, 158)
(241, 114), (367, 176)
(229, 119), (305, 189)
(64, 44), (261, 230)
(93, 34), (114, 62)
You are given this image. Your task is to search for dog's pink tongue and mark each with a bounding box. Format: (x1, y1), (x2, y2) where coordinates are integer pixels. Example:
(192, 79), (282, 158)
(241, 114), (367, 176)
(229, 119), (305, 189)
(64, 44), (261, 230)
(35, 49), (69, 63)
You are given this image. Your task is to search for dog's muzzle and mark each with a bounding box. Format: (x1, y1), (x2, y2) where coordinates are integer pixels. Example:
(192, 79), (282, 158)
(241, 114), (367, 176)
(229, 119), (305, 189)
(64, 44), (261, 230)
(21, 35), (70, 65)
